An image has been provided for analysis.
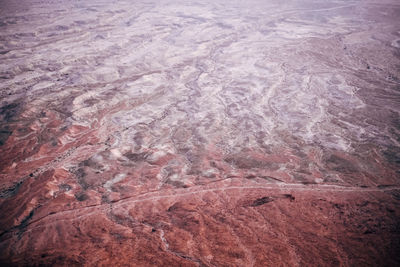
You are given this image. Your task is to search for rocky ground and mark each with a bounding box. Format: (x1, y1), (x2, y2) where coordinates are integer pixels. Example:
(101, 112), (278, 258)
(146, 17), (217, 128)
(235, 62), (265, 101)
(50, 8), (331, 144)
(0, 0), (400, 266)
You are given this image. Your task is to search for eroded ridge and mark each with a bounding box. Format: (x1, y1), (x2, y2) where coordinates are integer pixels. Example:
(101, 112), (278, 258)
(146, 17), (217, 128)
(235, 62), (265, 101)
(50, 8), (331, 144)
(1, 0), (399, 266)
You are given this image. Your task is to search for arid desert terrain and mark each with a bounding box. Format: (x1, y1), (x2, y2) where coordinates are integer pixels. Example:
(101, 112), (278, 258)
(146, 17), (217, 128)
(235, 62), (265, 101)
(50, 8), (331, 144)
(0, 0), (400, 266)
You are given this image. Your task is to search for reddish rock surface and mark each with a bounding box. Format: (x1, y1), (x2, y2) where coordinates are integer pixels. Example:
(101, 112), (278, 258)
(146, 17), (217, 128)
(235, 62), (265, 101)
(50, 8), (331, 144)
(1, 0), (400, 266)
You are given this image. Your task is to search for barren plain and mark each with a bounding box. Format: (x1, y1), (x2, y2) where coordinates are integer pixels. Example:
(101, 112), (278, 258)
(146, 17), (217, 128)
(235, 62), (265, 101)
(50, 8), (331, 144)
(0, 0), (400, 266)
